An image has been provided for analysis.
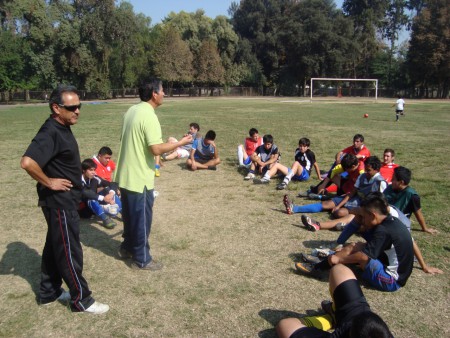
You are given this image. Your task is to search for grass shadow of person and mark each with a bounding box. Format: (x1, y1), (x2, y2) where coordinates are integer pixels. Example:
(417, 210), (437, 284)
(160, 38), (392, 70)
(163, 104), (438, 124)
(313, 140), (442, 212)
(0, 241), (41, 303)
(258, 308), (323, 337)
(79, 218), (123, 261)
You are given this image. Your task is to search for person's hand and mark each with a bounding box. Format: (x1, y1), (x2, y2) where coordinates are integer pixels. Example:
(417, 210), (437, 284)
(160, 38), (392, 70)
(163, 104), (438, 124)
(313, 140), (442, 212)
(209, 141), (216, 149)
(180, 134), (193, 146)
(423, 266), (443, 275)
(49, 178), (72, 191)
(258, 165), (264, 174)
(103, 194), (114, 204)
(328, 255), (340, 266)
(191, 162), (197, 171)
(332, 206), (340, 213)
(424, 227), (438, 234)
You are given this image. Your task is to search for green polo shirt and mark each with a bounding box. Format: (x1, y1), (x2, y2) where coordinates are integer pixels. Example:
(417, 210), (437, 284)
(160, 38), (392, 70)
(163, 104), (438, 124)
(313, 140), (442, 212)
(114, 101), (162, 192)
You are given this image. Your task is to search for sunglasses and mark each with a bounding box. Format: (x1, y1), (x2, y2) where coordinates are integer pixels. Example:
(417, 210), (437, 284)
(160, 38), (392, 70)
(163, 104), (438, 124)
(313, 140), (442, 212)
(58, 103), (82, 112)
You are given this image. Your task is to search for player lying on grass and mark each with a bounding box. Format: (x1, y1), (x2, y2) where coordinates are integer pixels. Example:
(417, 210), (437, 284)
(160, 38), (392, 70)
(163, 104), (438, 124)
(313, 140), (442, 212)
(276, 264), (392, 338)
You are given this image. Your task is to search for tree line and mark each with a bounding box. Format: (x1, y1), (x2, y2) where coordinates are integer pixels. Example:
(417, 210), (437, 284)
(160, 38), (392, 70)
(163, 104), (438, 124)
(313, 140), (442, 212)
(0, 0), (448, 98)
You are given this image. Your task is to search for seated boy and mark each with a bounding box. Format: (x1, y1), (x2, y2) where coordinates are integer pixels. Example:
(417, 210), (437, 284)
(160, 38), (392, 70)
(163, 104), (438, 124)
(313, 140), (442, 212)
(276, 264), (392, 338)
(384, 166), (438, 234)
(379, 148), (399, 183)
(92, 146), (116, 182)
(272, 137), (322, 189)
(296, 192), (414, 292)
(244, 134), (279, 181)
(79, 159), (122, 229)
(155, 123), (200, 177)
(186, 130), (221, 171)
(237, 128), (263, 168)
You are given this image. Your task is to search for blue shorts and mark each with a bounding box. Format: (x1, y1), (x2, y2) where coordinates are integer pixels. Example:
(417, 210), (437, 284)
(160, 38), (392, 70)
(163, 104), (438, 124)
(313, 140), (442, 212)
(243, 157), (252, 166)
(331, 196), (360, 210)
(292, 168), (310, 181)
(362, 258), (401, 292)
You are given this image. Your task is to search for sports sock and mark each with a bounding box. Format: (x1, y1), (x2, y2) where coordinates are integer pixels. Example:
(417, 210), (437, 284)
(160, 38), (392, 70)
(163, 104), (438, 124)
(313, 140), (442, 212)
(301, 314), (333, 331)
(283, 168), (294, 184)
(292, 203), (323, 213)
(155, 164), (160, 170)
(237, 146), (244, 166)
(263, 172), (270, 180)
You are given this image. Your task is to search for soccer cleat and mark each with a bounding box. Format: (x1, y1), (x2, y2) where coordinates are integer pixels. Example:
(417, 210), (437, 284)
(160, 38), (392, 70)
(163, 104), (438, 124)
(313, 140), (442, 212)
(102, 217), (116, 229)
(297, 191), (309, 197)
(276, 182), (287, 190)
(294, 261), (318, 276)
(155, 169), (160, 177)
(301, 215), (320, 231)
(283, 194), (294, 215)
(84, 301), (110, 314)
(244, 172), (255, 180)
(301, 253), (323, 264)
(253, 177), (270, 184)
(207, 166), (217, 170)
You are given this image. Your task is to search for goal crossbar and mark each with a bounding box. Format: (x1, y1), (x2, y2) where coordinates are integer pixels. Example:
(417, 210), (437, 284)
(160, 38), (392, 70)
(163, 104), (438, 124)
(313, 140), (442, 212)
(310, 78), (378, 102)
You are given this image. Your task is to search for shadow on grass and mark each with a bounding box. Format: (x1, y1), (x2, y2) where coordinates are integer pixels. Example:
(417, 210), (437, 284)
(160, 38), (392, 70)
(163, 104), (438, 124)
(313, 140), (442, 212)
(302, 240), (336, 249)
(0, 241), (41, 303)
(258, 308), (323, 337)
(79, 218), (123, 260)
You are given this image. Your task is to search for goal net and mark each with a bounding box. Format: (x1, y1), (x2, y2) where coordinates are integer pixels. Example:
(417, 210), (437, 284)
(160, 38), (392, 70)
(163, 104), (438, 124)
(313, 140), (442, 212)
(310, 78), (378, 102)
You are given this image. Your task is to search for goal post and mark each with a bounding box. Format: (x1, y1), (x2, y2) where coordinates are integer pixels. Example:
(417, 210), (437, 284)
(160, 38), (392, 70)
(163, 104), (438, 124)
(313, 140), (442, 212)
(310, 78), (378, 102)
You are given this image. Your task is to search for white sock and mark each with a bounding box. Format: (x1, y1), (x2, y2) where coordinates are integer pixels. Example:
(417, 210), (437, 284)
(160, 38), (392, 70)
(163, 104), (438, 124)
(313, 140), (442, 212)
(263, 173), (271, 180)
(284, 168), (294, 183)
(237, 146), (244, 166)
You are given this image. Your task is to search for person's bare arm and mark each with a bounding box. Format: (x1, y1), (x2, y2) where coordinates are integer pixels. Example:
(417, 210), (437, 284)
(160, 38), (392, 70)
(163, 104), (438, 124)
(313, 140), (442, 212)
(149, 134), (192, 156)
(413, 209), (438, 234)
(21, 156), (72, 191)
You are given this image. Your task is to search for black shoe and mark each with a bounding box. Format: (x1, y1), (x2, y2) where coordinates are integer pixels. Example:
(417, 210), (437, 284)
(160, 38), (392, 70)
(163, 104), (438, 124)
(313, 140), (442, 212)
(207, 166), (217, 170)
(131, 260), (163, 271)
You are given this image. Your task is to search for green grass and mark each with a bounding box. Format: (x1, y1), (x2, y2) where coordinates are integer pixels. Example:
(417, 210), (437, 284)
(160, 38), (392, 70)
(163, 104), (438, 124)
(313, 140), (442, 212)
(0, 97), (449, 337)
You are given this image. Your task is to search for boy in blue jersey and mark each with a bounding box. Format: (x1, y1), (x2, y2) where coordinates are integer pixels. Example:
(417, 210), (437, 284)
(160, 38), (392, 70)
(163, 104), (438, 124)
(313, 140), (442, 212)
(186, 130), (221, 171)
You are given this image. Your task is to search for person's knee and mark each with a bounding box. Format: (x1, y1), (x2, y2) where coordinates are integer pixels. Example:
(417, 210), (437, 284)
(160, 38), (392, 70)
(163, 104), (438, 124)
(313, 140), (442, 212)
(276, 318), (303, 338)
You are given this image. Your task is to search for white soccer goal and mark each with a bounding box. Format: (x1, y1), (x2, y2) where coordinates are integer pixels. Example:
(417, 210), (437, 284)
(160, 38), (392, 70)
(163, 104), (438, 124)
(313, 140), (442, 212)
(310, 78), (378, 102)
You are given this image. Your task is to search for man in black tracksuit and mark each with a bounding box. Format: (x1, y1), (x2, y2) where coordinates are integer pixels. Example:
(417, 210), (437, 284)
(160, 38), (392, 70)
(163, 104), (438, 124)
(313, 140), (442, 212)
(21, 85), (109, 314)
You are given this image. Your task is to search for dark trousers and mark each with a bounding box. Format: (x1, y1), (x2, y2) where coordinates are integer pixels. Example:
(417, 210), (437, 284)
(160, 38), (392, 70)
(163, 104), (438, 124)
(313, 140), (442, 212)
(40, 207), (94, 311)
(120, 187), (154, 267)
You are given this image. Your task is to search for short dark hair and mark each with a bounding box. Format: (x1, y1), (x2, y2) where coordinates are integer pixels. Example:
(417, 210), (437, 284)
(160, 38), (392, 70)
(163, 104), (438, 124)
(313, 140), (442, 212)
(353, 134), (364, 142)
(82, 158), (97, 171)
(138, 79), (162, 102)
(190, 123), (200, 131)
(49, 84), (78, 114)
(350, 311), (392, 338)
(249, 128), (259, 137)
(394, 166), (411, 185)
(205, 130), (216, 141)
(299, 137), (310, 147)
(263, 134), (273, 144)
(98, 146), (112, 156)
(365, 156), (382, 171)
(341, 154), (358, 170)
(384, 148), (395, 157)
(360, 192), (389, 216)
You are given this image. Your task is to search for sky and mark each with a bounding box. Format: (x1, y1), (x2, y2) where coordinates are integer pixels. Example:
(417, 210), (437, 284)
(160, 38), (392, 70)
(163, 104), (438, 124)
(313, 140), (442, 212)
(124, 1), (345, 25)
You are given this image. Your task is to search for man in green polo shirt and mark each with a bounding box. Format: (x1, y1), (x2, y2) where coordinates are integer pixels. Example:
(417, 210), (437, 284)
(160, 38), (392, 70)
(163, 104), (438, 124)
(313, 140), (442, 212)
(114, 79), (192, 270)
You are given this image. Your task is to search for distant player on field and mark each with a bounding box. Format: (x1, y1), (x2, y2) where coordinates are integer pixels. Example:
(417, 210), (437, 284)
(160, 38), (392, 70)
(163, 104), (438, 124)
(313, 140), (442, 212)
(393, 95), (405, 122)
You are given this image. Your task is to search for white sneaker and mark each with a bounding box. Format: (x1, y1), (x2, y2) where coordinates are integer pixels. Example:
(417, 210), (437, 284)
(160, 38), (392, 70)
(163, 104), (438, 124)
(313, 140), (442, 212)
(84, 301), (110, 314)
(244, 173), (255, 180)
(253, 177), (270, 184)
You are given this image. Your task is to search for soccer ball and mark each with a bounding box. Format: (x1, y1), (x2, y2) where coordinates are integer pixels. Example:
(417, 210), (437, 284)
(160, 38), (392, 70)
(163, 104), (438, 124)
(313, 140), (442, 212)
(364, 113), (369, 118)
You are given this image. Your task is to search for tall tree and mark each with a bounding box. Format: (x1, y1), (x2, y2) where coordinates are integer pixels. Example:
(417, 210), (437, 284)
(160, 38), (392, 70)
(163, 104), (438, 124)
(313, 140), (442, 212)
(152, 25), (194, 95)
(194, 39), (225, 93)
(407, 0), (450, 98)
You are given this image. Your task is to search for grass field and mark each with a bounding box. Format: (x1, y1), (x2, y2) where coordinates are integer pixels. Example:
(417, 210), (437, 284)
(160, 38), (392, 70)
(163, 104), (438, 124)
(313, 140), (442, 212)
(0, 97), (449, 337)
